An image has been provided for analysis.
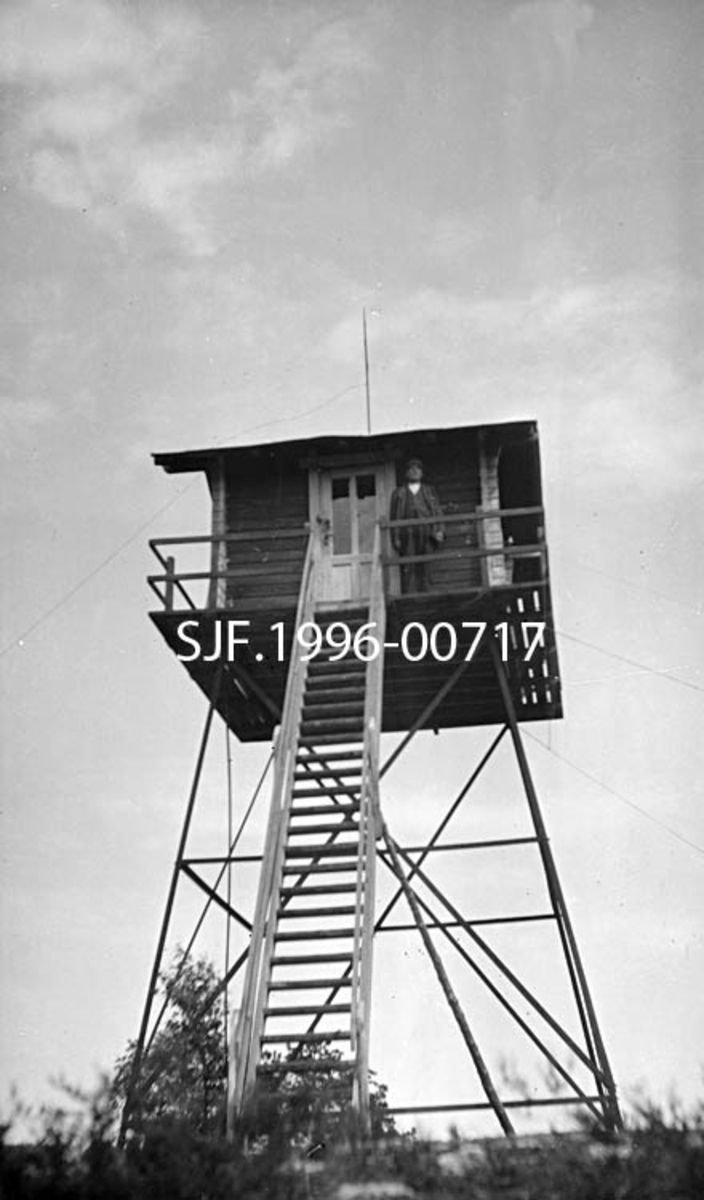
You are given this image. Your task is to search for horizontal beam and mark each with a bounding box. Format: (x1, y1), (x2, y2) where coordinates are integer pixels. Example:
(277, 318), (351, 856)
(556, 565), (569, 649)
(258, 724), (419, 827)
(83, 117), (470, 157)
(376, 913), (554, 933)
(148, 544), (546, 583)
(387, 1095), (605, 1115)
(183, 838), (539, 867)
(380, 542), (546, 567)
(383, 506), (544, 529)
(400, 837), (539, 853)
(149, 528), (307, 548)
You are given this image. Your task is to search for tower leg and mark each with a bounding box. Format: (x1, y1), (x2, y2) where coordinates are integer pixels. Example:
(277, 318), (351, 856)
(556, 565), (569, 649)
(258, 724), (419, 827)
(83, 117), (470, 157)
(490, 640), (622, 1131)
(118, 669), (223, 1145)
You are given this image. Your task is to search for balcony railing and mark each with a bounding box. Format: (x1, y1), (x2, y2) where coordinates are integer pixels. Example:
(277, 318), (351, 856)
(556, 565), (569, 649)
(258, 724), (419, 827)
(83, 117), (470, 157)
(148, 508), (547, 612)
(147, 528), (308, 612)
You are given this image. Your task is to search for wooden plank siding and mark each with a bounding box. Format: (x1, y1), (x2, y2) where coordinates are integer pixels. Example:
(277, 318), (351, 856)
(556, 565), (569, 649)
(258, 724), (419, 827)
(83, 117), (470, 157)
(199, 428), (490, 609)
(214, 458), (309, 607)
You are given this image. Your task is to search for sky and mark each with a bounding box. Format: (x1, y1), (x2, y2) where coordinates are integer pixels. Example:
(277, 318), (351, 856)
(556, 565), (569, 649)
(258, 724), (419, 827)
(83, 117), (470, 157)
(1, 0), (703, 1138)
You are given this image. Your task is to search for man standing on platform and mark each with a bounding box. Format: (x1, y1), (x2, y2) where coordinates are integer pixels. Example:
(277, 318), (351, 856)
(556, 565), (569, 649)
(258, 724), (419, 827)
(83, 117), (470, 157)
(390, 458), (445, 593)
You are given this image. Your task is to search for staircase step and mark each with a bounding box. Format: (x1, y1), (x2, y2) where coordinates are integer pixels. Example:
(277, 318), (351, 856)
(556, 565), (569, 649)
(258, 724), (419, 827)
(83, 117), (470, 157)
(288, 803), (359, 817)
(264, 1003), (351, 1017)
(271, 952), (354, 965)
(305, 680), (365, 696)
(305, 667), (366, 686)
(288, 822), (358, 837)
(275, 927), (357, 942)
(301, 713), (364, 727)
(311, 648), (369, 667)
(261, 1030), (351, 1044)
(295, 759), (363, 773)
(307, 660), (366, 677)
(281, 860), (358, 875)
(314, 611), (368, 625)
(285, 843), (358, 858)
(278, 905), (357, 919)
(301, 722), (364, 738)
(292, 781), (361, 796)
(302, 687), (365, 705)
(256, 1087), (352, 1108)
(299, 734), (365, 747)
(302, 704), (364, 721)
(293, 782), (362, 797)
(305, 674), (365, 689)
(293, 767), (362, 781)
(268, 977), (353, 990)
(257, 1058), (356, 1075)
(307, 672), (365, 688)
(280, 883), (358, 897)
(296, 749), (363, 764)
(311, 619), (369, 628)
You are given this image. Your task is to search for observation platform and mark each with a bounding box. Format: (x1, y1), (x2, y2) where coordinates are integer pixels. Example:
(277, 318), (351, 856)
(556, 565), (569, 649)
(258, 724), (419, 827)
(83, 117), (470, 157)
(149, 526), (562, 743)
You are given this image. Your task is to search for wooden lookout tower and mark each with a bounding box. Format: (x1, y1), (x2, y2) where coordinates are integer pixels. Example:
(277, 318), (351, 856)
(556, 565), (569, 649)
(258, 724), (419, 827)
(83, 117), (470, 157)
(125, 419), (621, 1140)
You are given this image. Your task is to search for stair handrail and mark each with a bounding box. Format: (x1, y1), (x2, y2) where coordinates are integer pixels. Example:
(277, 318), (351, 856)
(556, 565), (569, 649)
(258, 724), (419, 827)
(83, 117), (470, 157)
(229, 525), (320, 1121)
(350, 523), (385, 1127)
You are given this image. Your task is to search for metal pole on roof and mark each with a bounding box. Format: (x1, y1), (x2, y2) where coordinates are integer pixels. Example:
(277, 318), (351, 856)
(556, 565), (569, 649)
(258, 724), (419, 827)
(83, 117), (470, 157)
(363, 307), (372, 434)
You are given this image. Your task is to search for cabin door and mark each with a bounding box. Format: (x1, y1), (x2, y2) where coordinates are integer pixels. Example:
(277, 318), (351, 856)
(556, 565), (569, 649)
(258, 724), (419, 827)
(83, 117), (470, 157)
(313, 463), (394, 602)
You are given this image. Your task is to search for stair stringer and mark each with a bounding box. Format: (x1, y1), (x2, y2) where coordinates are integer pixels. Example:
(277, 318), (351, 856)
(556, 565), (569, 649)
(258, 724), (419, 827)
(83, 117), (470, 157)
(229, 530), (387, 1136)
(229, 530), (319, 1122)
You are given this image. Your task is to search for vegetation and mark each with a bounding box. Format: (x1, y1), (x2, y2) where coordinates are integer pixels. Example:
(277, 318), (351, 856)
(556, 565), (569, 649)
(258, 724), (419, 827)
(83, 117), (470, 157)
(238, 1043), (398, 1153)
(2, 954), (703, 1197)
(111, 950), (395, 1148)
(3, 1092), (704, 1200)
(112, 952), (227, 1137)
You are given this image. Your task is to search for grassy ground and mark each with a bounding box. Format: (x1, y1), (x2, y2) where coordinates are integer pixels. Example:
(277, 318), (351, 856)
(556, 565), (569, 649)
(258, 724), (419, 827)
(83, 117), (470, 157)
(2, 1095), (704, 1199)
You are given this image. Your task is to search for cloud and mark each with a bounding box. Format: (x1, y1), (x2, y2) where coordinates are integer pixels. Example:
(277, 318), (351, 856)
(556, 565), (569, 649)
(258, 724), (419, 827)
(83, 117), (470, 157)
(0, 0), (199, 89)
(503, 1), (595, 200)
(245, 18), (374, 169)
(511, 0), (594, 79)
(28, 148), (92, 210)
(28, 83), (143, 144)
(127, 136), (245, 256)
(0, 395), (56, 454)
(0, 0), (214, 250)
(0, 0), (146, 84)
(423, 214), (483, 264)
(0, 1), (374, 256)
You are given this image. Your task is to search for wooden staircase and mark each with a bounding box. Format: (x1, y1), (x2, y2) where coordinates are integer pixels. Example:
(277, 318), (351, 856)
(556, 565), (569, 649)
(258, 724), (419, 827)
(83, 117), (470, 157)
(229, 533), (385, 1133)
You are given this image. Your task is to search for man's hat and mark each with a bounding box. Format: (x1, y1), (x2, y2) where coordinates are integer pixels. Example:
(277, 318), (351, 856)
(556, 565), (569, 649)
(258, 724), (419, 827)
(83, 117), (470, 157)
(406, 457), (424, 471)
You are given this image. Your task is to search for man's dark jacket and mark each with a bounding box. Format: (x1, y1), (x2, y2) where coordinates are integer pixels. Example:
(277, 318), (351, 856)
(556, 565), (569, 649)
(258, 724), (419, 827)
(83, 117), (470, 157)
(389, 483), (445, 556)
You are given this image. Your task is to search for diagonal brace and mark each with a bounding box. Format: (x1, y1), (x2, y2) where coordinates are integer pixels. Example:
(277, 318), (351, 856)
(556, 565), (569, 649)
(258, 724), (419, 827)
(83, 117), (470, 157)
(180, 863), (252, 932)
(380, 817), (515, 1136)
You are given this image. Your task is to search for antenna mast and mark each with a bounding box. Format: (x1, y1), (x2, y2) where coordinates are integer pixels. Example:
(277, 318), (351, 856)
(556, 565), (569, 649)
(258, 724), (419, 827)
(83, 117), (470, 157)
(363, 307), (372, 434)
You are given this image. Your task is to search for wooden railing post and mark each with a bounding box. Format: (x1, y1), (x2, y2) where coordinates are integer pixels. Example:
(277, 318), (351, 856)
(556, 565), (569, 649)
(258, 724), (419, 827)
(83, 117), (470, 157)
(164, 556), (175, 611)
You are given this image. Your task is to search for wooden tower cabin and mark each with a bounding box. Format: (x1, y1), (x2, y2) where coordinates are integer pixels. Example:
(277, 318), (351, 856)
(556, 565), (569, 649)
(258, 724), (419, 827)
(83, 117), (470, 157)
(124, 419), (621, 1142)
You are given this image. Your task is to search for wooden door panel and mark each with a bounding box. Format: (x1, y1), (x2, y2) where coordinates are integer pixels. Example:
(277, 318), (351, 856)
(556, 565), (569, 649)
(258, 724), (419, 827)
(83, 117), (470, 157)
(311, 463), (390, 602)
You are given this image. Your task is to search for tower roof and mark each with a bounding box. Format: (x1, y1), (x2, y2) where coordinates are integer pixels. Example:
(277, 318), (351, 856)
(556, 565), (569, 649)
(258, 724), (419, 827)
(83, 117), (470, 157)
(153, 417), (538, 475)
